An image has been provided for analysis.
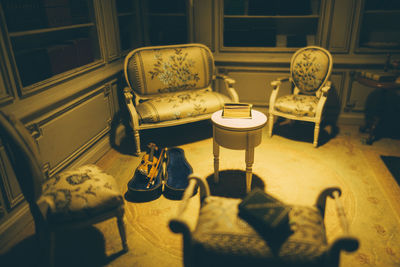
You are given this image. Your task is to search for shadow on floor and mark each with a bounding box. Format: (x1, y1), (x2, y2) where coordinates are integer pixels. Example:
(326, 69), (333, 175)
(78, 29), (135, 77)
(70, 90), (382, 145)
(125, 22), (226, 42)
(205, 169), (265, 199)
(381, 155), (400, 187)
(112, 120), (213, 155)
(272, 120), (336, 147)
(0, 227), (125, 267)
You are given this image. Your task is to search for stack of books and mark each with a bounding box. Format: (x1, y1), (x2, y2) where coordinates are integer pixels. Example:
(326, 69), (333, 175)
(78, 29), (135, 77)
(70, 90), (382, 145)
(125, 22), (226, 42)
(359, 71), (398, 82)
(238, 189), (291, 235)
(222, 103), (253, 119)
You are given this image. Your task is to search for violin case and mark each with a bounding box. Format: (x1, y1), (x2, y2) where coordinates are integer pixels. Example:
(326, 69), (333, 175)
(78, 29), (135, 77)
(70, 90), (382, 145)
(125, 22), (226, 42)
(126, 163), (164, 202)
(163, 147), (195, 200)
(126, 147), (195, 201)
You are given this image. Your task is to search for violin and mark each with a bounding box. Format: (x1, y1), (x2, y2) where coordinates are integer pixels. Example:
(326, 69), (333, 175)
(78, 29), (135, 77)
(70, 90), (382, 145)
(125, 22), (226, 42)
(137, 143), (158, 177)
(146, 147), (167, 188)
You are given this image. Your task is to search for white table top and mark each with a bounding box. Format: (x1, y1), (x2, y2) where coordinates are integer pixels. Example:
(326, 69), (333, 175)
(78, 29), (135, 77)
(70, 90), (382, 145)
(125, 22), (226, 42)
(211, 109), (267, 131)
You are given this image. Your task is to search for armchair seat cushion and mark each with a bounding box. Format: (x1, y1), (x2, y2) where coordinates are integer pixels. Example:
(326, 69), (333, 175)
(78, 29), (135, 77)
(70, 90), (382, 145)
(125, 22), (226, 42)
(136, 88), (230, 123)
(274, 94), (319, 117)
(191, 196), (327, 266)
(42, 165), (124, 223)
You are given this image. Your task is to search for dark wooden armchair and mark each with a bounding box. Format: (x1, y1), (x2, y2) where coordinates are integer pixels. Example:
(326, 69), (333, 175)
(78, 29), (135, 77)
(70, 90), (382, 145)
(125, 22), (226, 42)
(0, 111), (128, 267)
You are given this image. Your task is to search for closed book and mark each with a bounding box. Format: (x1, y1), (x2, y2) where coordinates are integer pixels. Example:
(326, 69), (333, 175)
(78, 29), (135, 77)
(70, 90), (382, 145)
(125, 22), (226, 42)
(371, 72), (398, 82)
(222, 103), (252, 118)
(360, 71), (398, 82)
(238, 189), (291, 231)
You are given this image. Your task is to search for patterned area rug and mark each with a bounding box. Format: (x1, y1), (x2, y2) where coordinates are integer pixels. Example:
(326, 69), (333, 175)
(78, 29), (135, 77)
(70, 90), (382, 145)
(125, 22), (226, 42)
(93, 122), (400, 267)
(3, 122), (400, 267)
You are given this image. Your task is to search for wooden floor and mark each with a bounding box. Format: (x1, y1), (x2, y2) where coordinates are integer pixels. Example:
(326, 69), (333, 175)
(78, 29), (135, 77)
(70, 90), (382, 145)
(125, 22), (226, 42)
(1, 120), (400, 267)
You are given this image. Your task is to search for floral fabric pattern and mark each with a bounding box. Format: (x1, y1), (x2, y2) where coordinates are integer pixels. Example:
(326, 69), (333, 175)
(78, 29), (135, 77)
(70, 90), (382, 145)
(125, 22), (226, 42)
(192, 196), (327, 265)
(149, 48), (200, 93)
(42, 165), (123, 223)
(275, 94), (319, 117)
(136, 89), (230, 123)
(126, 45), (213, 95)
(292, 48), (330, 95)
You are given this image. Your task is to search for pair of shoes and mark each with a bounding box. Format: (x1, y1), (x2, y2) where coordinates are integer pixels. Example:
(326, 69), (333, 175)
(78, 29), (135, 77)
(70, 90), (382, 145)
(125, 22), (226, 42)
(126, 146), (195, 202)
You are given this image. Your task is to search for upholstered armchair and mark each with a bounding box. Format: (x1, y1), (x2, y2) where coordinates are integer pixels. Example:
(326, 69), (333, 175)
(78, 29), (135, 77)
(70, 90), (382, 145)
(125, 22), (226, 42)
(268, 46), (333, 147)
(169, 174), (359, 267)
(124, 43), (239, 155)
(0, 111), (127, 267)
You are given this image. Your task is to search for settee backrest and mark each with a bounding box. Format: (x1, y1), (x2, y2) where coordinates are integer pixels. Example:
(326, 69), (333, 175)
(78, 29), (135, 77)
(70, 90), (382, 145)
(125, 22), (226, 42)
(124, 43), (215, 95)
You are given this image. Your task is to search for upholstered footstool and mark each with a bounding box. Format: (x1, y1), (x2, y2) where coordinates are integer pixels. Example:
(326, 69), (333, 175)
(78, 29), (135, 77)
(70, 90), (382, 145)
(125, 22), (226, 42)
(191, 196), (328, 267)
(170, 176), (359, 267)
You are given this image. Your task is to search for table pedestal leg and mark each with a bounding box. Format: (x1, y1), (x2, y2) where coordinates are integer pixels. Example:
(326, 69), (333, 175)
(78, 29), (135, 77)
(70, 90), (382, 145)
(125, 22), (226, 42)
(245, 146), (254, 193)
(213, 137), (220, 184)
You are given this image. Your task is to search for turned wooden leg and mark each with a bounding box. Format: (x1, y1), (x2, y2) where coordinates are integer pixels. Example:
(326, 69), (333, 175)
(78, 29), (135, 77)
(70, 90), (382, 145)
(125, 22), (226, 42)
(117, 213), (128, 252)
(134, 129), (141, 156)
(48, 231), (55, 267)
(268, 114), (274, 137)
(314, 122), (320, 148)
(245, 145), (255, 193)
(213, 135), (220, 184)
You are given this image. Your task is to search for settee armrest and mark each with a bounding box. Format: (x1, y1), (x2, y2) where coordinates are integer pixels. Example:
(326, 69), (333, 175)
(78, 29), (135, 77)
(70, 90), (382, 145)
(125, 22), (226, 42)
(169, 174), (210, 234)
(124, 88), (140, 123)
(216, 74), (239, 103)
(316, 187), (359, 264)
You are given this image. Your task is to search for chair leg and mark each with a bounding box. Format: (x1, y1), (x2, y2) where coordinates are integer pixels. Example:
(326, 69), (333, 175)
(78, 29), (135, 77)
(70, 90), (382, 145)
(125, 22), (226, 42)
(35, 226), (53, 267)
(117, 213), (128, 252)
(133, 129), (141, 156)
(48, 231), (56, 267)
(268, 114), (274, 137)
(313, 122), (320, 147)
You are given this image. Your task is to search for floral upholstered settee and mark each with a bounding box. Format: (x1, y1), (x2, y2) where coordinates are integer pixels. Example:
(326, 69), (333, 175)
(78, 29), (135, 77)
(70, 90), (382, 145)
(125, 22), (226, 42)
(124, 43), (239, 155)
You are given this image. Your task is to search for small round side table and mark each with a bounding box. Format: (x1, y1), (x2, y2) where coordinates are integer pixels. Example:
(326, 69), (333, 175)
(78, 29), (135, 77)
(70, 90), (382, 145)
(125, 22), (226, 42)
(211, 109), (267, 193)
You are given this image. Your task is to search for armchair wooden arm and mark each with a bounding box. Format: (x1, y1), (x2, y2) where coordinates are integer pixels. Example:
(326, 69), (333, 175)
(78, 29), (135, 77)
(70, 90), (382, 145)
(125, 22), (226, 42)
(269, 77), (291, 110)
(321, 81), (332, 94)
(314, 81), (332, 121)
(271, 77), (290, 89)
(216, 74), (239, 103)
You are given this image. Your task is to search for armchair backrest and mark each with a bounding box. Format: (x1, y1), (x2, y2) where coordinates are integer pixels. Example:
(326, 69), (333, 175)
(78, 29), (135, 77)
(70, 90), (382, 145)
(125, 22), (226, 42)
(0, 111), (44, 204)
(290, 46), (333, 95)
(124, 43), (215, 95)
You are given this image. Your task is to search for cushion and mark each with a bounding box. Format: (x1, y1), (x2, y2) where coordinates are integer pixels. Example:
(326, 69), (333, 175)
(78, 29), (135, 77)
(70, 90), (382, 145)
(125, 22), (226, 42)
(291, 48), (331, 95)
(42, 165), (123, 223)
(136, 89), (230, 123)
(191, 196), (327, 266)
(125, 44), (214, 95)
(274, 94), (319, 117)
